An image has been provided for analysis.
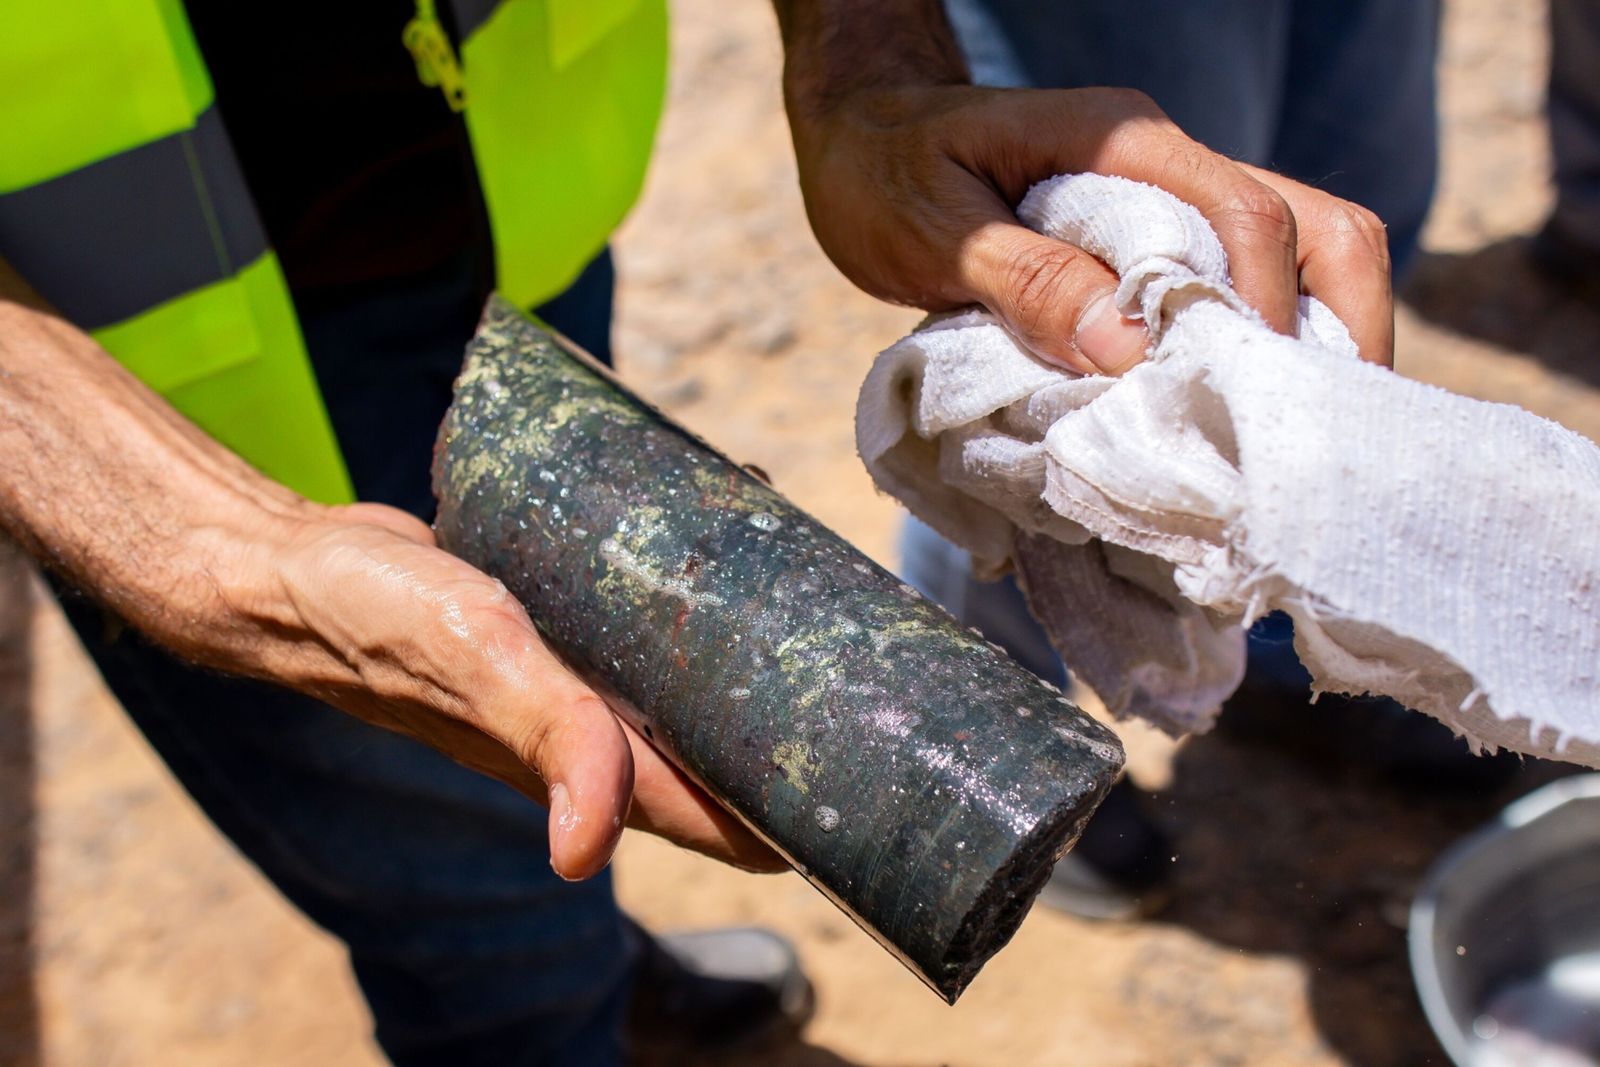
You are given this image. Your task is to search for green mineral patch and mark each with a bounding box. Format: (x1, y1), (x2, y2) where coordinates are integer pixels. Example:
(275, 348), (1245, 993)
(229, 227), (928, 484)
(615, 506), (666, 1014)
(687, 460), (780, 516)
(456, 446), (518, 489)
(869, 617), (937, 657)
(537, 390), (636, 438)
(463, 347), (639, 459)
(771, 623), (859, 719)
(770, 739), (820, 795)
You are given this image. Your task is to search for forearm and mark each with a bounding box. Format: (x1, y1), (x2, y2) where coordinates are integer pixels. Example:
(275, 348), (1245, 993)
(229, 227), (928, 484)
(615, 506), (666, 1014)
(773, 0), (968, 116)
(0, 260), (309, 666)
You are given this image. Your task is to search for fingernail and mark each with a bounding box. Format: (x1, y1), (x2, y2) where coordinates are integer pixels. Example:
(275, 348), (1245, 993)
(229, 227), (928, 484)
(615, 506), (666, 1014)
(548, 782), (581, 880)
(1074, 292), (1149, 375)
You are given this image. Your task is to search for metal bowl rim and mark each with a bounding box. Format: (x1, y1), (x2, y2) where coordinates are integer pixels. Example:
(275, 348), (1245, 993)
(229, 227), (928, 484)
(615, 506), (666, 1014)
(1407, 774), (1600, 1066)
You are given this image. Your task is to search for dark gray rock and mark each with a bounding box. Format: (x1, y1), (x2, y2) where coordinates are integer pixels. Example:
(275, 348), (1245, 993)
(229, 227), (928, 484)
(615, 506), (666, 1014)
(432, 296), (1124, 1001)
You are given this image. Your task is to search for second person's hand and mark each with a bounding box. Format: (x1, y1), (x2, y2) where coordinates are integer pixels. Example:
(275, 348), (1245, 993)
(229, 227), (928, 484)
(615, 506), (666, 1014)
(774, 2), (1394, 372)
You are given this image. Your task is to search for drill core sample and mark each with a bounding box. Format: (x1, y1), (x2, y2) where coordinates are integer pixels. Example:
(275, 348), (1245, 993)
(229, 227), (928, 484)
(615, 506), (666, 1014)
(433, 296), (1123, 1001)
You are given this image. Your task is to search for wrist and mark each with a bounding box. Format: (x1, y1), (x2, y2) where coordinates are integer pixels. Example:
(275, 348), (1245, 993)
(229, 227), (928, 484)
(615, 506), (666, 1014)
(776, 0), (969, 120)
(0, 271), (350, 685)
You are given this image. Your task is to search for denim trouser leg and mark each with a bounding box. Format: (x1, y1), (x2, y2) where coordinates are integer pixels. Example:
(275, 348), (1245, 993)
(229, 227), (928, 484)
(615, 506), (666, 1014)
(1272, 0), (1439, 274)
(1550, 0), (1600, 247)
(52, 251), (635, 1067)
(943, 0), (1438, 272)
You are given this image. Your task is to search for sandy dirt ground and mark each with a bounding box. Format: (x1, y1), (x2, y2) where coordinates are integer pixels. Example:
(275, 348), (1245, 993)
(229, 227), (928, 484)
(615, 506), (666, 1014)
(3, 0), (1599, 1064)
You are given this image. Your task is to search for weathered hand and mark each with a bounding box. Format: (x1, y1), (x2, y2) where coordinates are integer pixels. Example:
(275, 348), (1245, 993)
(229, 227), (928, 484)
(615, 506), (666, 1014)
(236, 502), (782, 879)
(787, 83), (1394, 371)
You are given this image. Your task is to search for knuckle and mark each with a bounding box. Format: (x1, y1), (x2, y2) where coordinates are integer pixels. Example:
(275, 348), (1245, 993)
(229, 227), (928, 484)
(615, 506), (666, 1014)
(508, 713), (553, 771)
(1223, 184), (1297, 246)
(565, 690), (613, 724)
(1002, 247), (1087, 338)
(505, 709), (558, 772)
(1325, 202), (1393, 275)
(506, 688), (607, 773)
(1095, 86), (1166, 120)
(1340, 201), (1386, 236)
(1079, 90), (1185, 170)
(1095, 109), (1185, 165)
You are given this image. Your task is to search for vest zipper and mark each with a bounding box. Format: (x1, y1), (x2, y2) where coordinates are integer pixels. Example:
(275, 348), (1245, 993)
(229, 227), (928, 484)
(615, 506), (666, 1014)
(402, 0), (468, 112)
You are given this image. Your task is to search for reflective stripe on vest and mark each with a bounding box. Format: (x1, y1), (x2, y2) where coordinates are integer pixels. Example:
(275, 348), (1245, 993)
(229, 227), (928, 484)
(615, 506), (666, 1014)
(0, 106), (267, 331)
(0, 0), (667, 503)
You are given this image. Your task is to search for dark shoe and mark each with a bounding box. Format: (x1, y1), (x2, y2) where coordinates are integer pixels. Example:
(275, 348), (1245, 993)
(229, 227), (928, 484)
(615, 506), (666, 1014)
(626, 925), (814, 1059)
(1036, 776), (1174, 921)
(1531, 220), (1600, 301)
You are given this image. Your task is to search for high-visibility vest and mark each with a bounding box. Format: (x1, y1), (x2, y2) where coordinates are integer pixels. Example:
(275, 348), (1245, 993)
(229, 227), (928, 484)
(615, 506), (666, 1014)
(1, 0), (667, 503)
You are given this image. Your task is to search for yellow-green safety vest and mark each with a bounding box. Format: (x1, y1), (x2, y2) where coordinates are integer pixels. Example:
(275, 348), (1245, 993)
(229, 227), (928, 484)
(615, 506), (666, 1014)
(2, 0), (667, 503)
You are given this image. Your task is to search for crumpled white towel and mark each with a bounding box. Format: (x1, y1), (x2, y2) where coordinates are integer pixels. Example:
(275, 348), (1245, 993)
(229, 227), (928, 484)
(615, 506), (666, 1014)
(857, 172), (1600, 766)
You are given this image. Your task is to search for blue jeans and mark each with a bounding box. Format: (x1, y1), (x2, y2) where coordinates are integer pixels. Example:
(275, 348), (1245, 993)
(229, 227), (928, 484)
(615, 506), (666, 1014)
(51, 251), (635, 1066)
(1550, 0), (1600, 245)
(916, 0), (1441, 686)
(945, 0), (1438, 274)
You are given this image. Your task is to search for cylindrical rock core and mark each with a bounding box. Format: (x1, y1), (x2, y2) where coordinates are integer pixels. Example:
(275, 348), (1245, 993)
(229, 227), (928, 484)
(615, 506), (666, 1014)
(432, 296), (1124, 1001)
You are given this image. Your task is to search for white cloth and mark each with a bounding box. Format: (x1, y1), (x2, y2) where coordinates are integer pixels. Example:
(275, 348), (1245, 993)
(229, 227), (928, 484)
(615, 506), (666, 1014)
(857, 173), (1600, 766)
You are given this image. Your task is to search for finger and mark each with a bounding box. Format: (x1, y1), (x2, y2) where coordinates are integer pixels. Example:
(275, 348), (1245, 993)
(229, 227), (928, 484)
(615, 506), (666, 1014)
(1006, 91), (1302, 335)
(536, 688), (635, 880)
(1192, 170), (1301, 337)
(488, 654), (637, 880)
(1242, 166), (1395, 366)
(1101, 143), (1301, 335)
(960, 216), (1150, 374)
(620, 721), (787, 873)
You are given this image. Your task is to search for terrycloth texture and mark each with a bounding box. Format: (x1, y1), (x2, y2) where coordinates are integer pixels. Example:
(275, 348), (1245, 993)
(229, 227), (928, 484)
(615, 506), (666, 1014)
(858, 173), (1600, 766)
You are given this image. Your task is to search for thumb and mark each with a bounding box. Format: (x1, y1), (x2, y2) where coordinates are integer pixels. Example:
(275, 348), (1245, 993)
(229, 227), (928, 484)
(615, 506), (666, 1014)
(506, 678), (637, 880)
(964, 222), (1150, 375)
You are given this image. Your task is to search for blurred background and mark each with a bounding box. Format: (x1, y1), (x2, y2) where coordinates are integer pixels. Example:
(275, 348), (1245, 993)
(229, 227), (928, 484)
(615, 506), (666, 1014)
(2, 0), (1598, 1063)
